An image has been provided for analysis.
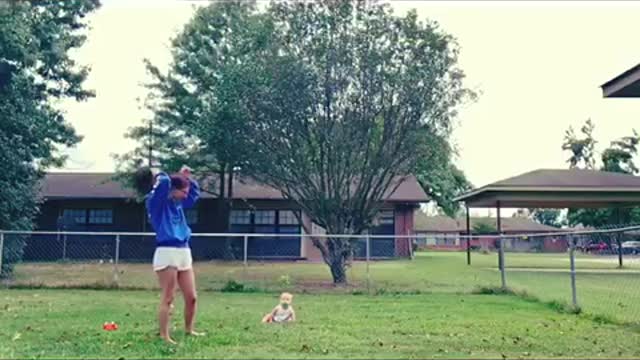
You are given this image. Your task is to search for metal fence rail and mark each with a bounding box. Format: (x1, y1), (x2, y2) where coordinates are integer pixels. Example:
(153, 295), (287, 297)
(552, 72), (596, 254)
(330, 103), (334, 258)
(1, 227), (639, 325)
(0, 230), (417, 292)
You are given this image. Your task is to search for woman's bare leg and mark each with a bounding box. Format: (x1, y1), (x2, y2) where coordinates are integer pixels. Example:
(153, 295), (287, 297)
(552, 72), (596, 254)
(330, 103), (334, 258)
(177, 269), (204, 336)
(157, 267), (178, 344)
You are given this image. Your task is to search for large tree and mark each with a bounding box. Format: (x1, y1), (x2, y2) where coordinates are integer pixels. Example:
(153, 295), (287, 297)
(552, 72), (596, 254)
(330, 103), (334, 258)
(0, 0), (100, 276)
(115, 1), (263, 239)
(236, 0), (473, 283)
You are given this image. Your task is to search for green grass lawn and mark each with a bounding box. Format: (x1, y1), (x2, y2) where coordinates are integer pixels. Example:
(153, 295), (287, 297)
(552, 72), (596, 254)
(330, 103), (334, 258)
(2, 289), (640, 359)
(6, 251), (640, 325)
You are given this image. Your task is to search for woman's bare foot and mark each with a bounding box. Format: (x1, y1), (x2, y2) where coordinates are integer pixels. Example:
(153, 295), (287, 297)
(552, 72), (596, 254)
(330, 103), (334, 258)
(186, 330), (205, 337)
(161, 335), (177, 345)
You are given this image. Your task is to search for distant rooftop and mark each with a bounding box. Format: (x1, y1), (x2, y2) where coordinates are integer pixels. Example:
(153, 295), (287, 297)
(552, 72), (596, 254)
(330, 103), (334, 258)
(455, 169), (640, 208)
(414, 213), (559, 233)
(40, 172), (430, 203)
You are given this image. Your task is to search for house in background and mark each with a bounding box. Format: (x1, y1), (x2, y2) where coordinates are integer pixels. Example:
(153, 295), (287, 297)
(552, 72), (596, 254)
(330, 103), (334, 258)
(413, 212), (566, 252)
(30, 172), (428, 262)
(412, 215), (462, 248)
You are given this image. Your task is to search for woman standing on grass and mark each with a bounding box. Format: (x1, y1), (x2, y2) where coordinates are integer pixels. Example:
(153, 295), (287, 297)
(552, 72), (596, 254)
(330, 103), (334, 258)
(138, 165), (204, 344)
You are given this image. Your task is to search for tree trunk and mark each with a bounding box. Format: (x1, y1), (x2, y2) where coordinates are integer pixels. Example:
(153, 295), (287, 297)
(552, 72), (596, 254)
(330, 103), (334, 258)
(311, 233), (352, 285)
(326, 236), (350, 284)
(220, 200), (235, 260)
(329, 257), (348, 284)
(214, 167), (234, 260)
(226, 169), (241, 258)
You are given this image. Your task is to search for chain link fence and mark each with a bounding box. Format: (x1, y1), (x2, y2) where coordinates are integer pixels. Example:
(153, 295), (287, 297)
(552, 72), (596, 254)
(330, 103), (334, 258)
(481, 225), (640, 326)
(0, 230), (415, 293)
(2, 227), (639, 326)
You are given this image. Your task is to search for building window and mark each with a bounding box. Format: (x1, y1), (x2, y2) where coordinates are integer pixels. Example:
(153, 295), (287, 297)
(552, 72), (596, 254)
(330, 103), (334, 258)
(278, 225), (300, 234)
(185, 209), (198, 225)
(88, 209), (113, 224)
(63, 209), (87, 225)
(254, 210), (276, 233)
(63, 209), (114, 226)
(378, 210), (395, 225)
(230, 210), (251, 225)
(371, 209), (394, 236)
(229, 209), (300, 235)
(254, 210), (276, 225)
(278, 210), (300, 225)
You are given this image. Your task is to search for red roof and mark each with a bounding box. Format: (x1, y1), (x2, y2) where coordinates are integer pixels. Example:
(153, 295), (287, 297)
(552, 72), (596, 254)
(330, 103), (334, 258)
(41, 172), (429, 203)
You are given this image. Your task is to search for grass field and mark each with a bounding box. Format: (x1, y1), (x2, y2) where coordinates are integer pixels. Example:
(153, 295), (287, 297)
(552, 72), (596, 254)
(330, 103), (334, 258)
(2, 251), (640, 358)
(7, 252), (640, 324)
(2, 289), (640, 359)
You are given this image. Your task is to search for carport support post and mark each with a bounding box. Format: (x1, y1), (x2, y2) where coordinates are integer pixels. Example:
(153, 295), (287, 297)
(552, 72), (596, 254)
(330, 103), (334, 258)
(615, 207), (623, 268)
(497, 202), (506, 289)
(569, 235), (578, 308)
(466, 205), (471, 265)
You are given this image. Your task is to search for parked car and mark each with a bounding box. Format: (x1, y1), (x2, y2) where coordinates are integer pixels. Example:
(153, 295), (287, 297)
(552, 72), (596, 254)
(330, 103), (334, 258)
(621, 241), (640, 255)
(581, 242), (609, 253)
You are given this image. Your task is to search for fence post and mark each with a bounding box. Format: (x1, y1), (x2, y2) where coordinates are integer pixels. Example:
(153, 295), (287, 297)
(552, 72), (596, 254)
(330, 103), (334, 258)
(569, 236), (578, 308)
(499, 237), (507, 289)
(366, 232), (371, 294)
(243, 235), (248, 268)
(62, 234), (67, 261)
(0, 232), (4, 276)
(113, 234), (120, 286)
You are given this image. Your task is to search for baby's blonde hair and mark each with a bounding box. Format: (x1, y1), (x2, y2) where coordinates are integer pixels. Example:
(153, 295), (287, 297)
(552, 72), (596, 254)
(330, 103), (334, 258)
(280, 292), (293, 303)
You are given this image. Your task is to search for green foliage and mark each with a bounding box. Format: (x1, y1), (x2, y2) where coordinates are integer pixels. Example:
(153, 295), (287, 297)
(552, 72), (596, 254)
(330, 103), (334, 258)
(220, 280), (259, 293)
(562, 119), (640, 227)
(601, 130), (640, 174)
(115, 1), (262, 182)
(416, 134), (472, 216)
(530, 209), (565, 228)
(113, 1), (262, 244)
(472, 221), (497, 234)
(278, 274), (293, 287)
(562, 119), (596, 170)
(0, 0), (99, 277)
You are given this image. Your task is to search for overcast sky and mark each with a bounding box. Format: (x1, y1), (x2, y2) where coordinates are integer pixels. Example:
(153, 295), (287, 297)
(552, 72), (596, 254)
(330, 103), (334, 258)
(59, 0), (640, 209)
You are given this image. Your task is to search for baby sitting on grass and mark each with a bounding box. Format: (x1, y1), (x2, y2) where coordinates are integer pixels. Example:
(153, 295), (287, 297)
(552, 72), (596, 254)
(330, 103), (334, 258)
(262, 292), (296, 323)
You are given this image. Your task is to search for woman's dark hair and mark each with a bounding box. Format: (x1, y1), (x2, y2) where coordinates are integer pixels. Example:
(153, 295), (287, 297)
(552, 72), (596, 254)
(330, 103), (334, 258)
(133, 167), (190, 195)
(133, 167), (154, 195)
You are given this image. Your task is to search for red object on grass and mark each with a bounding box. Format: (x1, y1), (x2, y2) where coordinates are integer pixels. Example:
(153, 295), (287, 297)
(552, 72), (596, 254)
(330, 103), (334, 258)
(103, 322), (118, 331)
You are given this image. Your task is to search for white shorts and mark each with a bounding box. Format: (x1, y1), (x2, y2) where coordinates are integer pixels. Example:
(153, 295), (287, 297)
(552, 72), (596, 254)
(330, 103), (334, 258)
(152, 247), (193, 272)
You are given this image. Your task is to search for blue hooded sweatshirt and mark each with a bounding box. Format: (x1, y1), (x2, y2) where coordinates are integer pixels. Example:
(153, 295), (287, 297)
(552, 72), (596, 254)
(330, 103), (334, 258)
(145, 172), (200, 248)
